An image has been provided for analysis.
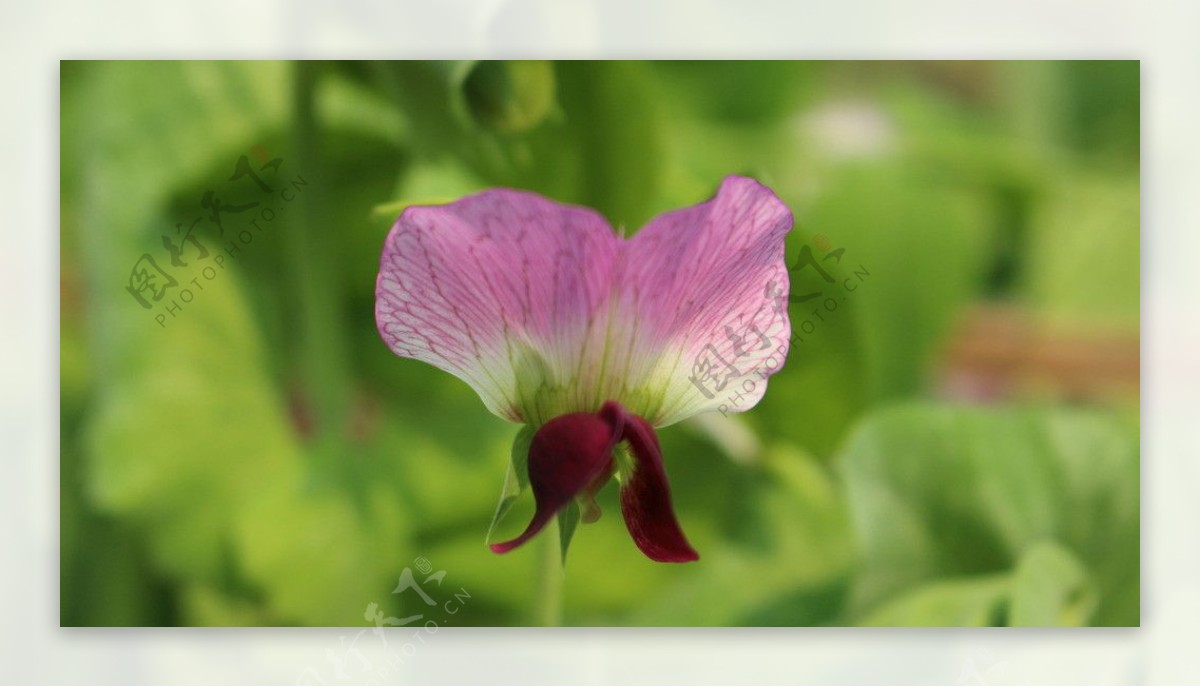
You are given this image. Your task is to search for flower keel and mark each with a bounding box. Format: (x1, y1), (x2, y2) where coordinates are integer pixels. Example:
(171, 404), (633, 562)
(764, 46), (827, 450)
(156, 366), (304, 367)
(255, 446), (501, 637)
(488, 405), (624, 554)
(490, 401), (698, 563)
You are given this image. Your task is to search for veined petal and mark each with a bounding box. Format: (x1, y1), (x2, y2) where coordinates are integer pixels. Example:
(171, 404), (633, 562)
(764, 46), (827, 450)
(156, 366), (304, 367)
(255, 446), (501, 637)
(612, 176), (793, 426)
(376, 177), (792, 428)
(375, 189), (618, 423)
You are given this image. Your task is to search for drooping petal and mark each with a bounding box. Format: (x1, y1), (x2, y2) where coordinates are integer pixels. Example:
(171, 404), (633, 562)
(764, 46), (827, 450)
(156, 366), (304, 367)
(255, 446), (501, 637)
(612, 175), (793, 427)
(618, 413), (699, 563)
(375, 189), (619, 424)
(489, 407), (624, 554)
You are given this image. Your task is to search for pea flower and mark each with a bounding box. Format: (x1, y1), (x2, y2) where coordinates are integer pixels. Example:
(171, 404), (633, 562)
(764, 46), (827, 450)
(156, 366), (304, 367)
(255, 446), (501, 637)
(375, 176), (792, 562)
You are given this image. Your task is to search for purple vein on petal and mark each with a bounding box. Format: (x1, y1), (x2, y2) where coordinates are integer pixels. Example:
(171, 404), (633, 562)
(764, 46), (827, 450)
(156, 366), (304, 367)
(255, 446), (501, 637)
(375, 176), (792, 429)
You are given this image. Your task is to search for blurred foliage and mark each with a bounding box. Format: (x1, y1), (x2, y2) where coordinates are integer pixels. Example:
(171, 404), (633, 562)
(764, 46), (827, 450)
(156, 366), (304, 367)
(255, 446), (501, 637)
(60, 60), (1138, 627)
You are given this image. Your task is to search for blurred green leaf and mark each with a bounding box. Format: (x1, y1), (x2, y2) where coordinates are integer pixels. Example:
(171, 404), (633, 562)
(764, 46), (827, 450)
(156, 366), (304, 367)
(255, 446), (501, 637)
(830, 164), (992, 400)
(859, 575), (1009, 627)
(838, 403), (1138, 625)
(857, 538), (1098, 627)
(71, 61), (415, 625)
(234, 468), (409, 625)
(1009, 541), (1097, 627)
(1022, 172), (1140, 328)
(71, 60), (294, 584)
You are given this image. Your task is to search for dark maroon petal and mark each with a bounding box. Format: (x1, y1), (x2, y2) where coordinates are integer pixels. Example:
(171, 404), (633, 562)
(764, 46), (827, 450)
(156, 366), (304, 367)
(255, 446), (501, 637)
(576, 402), (626, 523)
(490, 409), (624, 554)
(618, 414), (700, 563)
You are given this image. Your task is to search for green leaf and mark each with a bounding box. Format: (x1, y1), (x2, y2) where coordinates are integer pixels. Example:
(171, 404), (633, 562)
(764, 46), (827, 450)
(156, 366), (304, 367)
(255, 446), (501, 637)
(838, 403), (1139, 626)
(856, 540), (1098, 627)
(1022, 172), (1140, 328)
(557, 500), (581, 565)
(859, 575), (1009, 627)
(71, 61), (295, 583)
(69, 61), (415, 625)
(486, 424), (534, 543)
(819, 164), (992, 401)
(1009, 541), (1097, 626)
(233, 469), (409, 625)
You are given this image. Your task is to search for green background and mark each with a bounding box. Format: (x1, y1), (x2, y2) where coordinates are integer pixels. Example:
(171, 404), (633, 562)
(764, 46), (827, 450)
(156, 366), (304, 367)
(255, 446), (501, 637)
(60, 60), (1139, 627)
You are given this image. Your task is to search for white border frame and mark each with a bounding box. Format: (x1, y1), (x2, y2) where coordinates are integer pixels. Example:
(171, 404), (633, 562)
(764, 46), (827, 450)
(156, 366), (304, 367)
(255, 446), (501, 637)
(6, 0), (1195, 683)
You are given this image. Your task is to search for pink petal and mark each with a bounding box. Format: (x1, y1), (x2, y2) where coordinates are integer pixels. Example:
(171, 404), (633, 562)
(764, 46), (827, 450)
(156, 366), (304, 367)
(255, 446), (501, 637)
(615, 176), (793, 426)
(376, 177), (792, 428)
(376, 189), (618, 423)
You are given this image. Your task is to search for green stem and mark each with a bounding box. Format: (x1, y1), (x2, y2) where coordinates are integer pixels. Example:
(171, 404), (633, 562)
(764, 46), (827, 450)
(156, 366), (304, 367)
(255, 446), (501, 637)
(288, 61), (351, 457)
(535, 520), (564, 627)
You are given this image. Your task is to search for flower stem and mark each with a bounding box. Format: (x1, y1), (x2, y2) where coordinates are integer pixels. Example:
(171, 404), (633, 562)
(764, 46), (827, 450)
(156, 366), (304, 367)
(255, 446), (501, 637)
(288, 61), (351, 459)
(535, 519), (564, 627)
